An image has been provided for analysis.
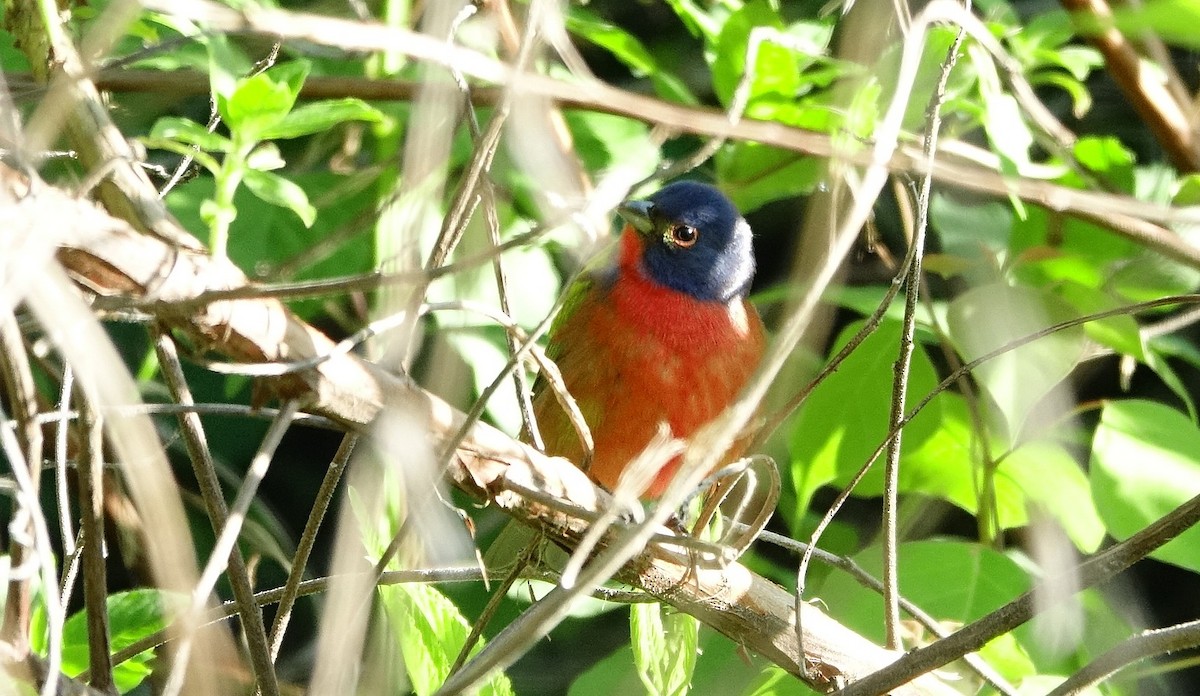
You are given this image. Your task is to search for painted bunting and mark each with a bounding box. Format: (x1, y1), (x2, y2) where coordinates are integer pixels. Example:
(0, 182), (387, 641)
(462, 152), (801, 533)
(531, 181), (766, 498)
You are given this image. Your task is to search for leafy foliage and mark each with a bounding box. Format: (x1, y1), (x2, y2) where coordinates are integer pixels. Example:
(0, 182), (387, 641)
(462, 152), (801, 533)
(4, 0), (1200, 693)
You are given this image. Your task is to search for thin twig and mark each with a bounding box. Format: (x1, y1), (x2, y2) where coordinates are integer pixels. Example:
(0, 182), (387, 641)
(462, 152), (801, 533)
(153, 331), (281, 696)
(24, 401), (339, 430)
(267, 433), (357, 661)
(0, 408), (65, 696)
(0, 305), (43, 657)
(1045, 618), (1200, 696)
(882, 13), (967, 651)
(76, 398), (117, 694)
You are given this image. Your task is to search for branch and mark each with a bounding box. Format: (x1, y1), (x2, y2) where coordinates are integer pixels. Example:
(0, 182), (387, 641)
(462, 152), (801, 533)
(2, 163), (958, 695)
(91, 0), (1200, 229)
(1046, 618), (1200, 695)
(837, 491), (1200, 695)
(5, 0), (203, 249)
(1061, 0), (1200, 171)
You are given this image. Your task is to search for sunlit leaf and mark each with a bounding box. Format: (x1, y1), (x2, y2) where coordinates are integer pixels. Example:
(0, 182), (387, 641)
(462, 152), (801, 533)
(1091, 400), (1200, 573)
(632, 603), (699, 696)
(817, 540), (1037, 683)
(243, 168), (317, 227)
(57, 590), (183, 693)
(716, 142), (821, 211)
(220, 61), (310, 140)
(378, 583), (514, 696)
(259, 98), (388, 141)
(945, 284), (1086, 440)
(1073, 136), (1135, 192)
(566, 7), (697, 104)
(149, 116), (232, 152)
(786, 320), (950, 523)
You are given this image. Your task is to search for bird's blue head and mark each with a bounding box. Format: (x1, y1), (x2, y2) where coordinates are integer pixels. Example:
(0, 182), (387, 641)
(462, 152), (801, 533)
(618, 181), (755, 303)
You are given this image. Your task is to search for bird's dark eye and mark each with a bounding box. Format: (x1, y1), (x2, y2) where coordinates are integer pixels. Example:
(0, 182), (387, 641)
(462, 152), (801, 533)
(669, 224), (698, 248)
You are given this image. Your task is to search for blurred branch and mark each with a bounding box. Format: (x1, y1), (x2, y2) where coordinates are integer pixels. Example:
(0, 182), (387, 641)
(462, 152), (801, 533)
(0, 306), (42, 657)
(13, 62), (1200, 246)
(4, 163), (957, 694)
(1046, 618), (1200, 696)
(1061, 0), (1200, 171)
(0, 647), (111, 696)
(5, 0), (203, 249)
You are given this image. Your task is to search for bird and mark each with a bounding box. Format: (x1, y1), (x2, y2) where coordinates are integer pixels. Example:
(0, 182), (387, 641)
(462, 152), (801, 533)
(531, 180), (766, 499)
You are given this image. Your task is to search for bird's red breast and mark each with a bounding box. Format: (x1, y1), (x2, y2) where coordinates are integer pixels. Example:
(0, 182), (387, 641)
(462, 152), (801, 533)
(532, 225), (765, 498)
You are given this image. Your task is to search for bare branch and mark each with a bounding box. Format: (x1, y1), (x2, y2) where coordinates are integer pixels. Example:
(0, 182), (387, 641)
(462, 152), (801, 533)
(15, 162), (958, 694)
(76, 398), (117, 695)
(154, 331), (281, 696)
(1046, 619), (1200, 696)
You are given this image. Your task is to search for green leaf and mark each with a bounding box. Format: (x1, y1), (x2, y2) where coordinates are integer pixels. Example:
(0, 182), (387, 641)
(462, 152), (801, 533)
(1146, 334), (1200, 421)
(662, 0), (722, 41)
(786, 320), (950, 523)
(377, 583), (514, 696)
(711, 1), (796, 108)
(944, 284), (1086, 440)
(738, 666), (816, 696)
(1073, 136), (1135, 192)
(632, 603), (699, 696)
(1174, 172), (1200, 205)
(138, 136), (224, 175)
(245, 142), (286, 172)
(999, 441), (1105, 551)
(1030, 71), (1093, 119)
(566, 7), (697, 104)
(205, 33), (254, 105)
(164, 172), (376, 300)
(1090, 400), (1200, 573)
(563, 111), (659, 180)
(1103, 0), (1200, 49)
(1011, 206), (1138, 270)
(573, 627), (800, 696)
(715, 142), (821, 211)
(220, 61), (311, 139)
(930, 192), (1013, 271)
(0, 27), (32, 73)
(148, 117), (232, 152)
(982, 91), (1034, 178)
(242, 168), (317, 227)
(59, 590), (182, 693)
(1055, 282), (1146, 361)
(898, 396), (1028, 528)
(259, 98), (387, 140)
(1111, 249), (1200, 302)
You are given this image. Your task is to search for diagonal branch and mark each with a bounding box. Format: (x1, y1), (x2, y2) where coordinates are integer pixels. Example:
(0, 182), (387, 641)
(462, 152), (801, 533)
(4, 163), (958, 695)
(1061, 0), (1200, 171)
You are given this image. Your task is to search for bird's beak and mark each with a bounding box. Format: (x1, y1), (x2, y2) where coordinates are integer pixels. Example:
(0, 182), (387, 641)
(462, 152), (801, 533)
(617, 200), (654, 236)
